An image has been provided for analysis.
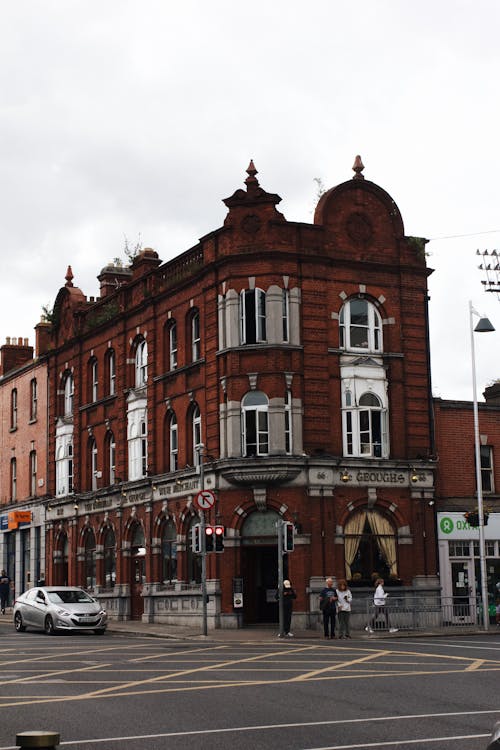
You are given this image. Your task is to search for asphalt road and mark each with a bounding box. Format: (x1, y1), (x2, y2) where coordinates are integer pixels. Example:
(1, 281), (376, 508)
(0, 631), (499, 750)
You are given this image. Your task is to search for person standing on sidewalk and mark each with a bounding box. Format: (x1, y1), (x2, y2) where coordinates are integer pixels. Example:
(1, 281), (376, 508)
(276, 579), (297, 637)
(365, 577), (398, 633)
(336, 579), (353, 638)
(319, 577), (338, 639)
(0, 570), (12, 615)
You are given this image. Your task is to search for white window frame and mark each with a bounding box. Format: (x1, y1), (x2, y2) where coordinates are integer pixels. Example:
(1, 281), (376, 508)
(191, 312), (200, 362)
(91, 438), (98, 491)
(169, 413), (178, 471)
(480, 445), (494, 493)
(241, 391), (269, 456)
(30, 378), (38, 421)
(108, 350), (116, 396)
(91, 359), (98, 402)
(109, 433), (116, 485)
(282, 289), (290, 343)
(285, 390), (293, 454)
(340, 298), (382, 352)
(64, 373), (74, 416)
(135, 340), (148, 388)
(342, 391), (388, 458)
(240, 289), (267, 344)
(169, 322), (178, 370)
(192, 405), (202, 466)
(11, 389), (18, 430)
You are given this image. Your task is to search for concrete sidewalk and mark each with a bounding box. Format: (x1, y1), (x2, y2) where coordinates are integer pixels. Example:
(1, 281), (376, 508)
(2, 608), (498, 642)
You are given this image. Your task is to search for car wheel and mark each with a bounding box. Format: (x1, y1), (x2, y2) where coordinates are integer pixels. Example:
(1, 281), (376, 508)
(45, 615), (57, 635)
(94, 628), (106, 635)
(14, 612), (26, 633)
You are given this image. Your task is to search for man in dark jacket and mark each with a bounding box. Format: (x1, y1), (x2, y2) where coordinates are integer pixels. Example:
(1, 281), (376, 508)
(319, 577), (338, 638)
(0, 570), (12, 614)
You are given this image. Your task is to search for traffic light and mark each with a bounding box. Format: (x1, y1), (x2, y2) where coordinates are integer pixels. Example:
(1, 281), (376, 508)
(191, 524), (201, 553)
(205, 525), (214, 553)
(283, 521), (294, 552)
(214, 525), (225, 552)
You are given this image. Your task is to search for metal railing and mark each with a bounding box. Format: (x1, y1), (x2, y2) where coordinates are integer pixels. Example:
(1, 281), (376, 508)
(363, 595), (484, 632)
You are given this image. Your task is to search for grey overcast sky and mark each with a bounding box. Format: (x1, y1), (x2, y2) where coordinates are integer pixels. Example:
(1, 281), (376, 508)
(1, 1), (499, 400)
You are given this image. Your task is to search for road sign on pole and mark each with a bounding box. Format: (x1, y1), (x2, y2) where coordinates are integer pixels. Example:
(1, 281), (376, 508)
(195, 489), (215, 510)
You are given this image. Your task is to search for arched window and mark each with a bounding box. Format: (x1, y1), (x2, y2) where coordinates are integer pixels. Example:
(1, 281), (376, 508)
(29, 449), (37, 496)
(30, 378), (38, 421)
(339, 298), (382, 352)
(84, 529), (96, 588)
(169, 412), (178, 471)
(10, 388), (17, 430)
(105, 431), (116, 486)
(190, 310), (201, 362)
(63, 373), (74, 416)
(88, 358), (98, 402)
(89, 438), (98, 490)
(240, 288), (266, 344)
(10, 457), (17, 501)
(169, 321), (178, 370)
(161, 520), (177, 583)
(343, 391), (387, 458)
(241, 391), (269, 456)
(343, 510), (398, 584)
(105, 349), (116, 396)
(128, 420), (147, 480)
(103, 528), (116, 587)
(191, 404), (202, 466)
(135, 339), (148, 388)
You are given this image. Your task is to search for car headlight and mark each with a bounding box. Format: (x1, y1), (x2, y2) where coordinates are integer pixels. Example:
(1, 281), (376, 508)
(99, 610), (106, 617)
(56, 608), (71, 616)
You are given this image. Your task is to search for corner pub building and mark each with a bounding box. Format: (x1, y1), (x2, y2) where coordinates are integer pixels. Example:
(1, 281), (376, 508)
(5, 157), (441, 628)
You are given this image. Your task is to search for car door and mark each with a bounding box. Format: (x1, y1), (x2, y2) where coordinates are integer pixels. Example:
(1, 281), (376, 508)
(30, 589), (49, 629)
(20, 589), (39, 627)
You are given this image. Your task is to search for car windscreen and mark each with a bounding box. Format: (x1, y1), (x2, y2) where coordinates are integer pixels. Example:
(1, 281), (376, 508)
(47, 590), (94, 604)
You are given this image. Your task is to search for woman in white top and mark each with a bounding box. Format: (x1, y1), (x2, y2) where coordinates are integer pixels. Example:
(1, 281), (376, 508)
(365, 577), (398, 634)
(336, 580), (353, 638)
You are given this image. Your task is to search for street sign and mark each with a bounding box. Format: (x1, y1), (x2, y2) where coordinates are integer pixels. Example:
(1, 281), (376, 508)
(195, 489), (215, 510)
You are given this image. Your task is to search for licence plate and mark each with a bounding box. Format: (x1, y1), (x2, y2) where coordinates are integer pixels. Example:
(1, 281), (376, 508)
(79, 616), (95, 623)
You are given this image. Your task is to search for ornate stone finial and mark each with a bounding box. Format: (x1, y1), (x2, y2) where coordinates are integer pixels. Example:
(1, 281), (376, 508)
(245, 159), (260, 190)
(352, 155), (365, 180)
(65, 265), (74, 287)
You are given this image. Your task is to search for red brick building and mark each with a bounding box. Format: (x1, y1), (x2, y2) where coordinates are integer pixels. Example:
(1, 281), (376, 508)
(0, 336), (48, 595)
(434, 384), (500, 613)
(3, 157), (447, 627)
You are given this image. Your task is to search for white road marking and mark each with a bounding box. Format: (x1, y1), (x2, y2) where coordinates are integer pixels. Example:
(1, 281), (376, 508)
(0, 708), (497, 749)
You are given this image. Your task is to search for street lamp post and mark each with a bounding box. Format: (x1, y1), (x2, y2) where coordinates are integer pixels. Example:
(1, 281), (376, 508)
(196, 444), (208, 637)
(469, 300), (495, 631)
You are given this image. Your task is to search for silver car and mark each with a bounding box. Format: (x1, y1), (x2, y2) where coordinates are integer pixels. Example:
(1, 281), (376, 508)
(13, 586), (107, 635)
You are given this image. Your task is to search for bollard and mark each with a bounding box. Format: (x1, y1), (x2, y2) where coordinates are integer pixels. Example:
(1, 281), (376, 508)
(15, 731), (60, 750)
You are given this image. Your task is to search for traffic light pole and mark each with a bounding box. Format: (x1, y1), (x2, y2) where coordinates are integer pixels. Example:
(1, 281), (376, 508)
(277, 519), (284, 638)
(198, 445), (208, 637)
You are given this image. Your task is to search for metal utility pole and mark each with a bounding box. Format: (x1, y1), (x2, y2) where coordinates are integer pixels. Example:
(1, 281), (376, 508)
(197, 444), (208, 637)
(277, 519), (284, 638)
